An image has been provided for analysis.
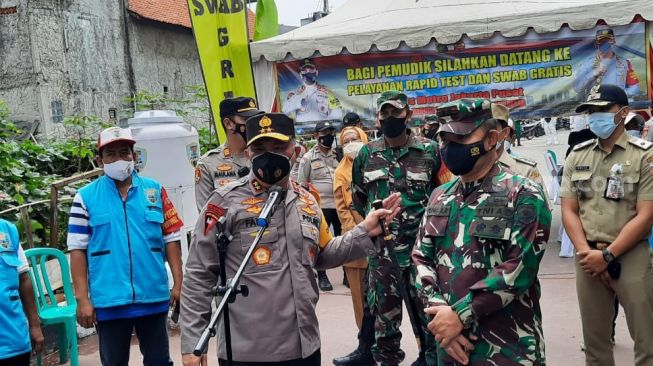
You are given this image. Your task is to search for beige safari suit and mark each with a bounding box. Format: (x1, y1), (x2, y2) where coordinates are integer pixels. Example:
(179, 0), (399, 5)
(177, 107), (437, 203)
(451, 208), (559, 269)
(297, 147), (339, 209)
(194, 144), (249, 210)
(498, 152), (550, 202)
(180, 176), (376, 362)
(560, 132), (653, 366)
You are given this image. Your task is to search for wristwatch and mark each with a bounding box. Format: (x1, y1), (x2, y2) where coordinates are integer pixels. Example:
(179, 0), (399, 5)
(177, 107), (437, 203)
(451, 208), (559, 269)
(602, 248), (616, 263)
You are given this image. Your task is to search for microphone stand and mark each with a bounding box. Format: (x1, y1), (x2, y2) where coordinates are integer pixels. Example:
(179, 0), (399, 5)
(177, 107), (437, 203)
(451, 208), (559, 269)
(194, 189), (285, 365)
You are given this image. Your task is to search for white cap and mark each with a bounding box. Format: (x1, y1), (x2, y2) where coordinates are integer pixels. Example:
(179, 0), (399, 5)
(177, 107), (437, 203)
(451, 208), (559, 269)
(97, 127), (135, 150)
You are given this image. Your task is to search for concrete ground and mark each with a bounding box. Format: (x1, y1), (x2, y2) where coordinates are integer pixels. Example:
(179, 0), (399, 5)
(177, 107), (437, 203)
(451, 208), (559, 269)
(44, 131), (637, 365)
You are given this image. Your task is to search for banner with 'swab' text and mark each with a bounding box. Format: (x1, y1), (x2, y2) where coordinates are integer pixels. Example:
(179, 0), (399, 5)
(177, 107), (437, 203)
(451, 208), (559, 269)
(188, 0), (257, 144)
(277, 22), (651, 134)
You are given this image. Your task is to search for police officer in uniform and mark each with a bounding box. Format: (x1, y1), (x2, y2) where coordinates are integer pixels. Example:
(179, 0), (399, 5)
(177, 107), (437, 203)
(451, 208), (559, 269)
(0, 219), (43, 366)
(574, 29), (641, 99)
(180, 113), (402, 366)
(492, 104), (547, 193)
(413, 98), (551, 365)
(343, 112), (363, 129)
(561, 84), (653, 366)
(283, 59), (344, 123)
(195, 97), (262, 210)
(298, 121), (342, 291)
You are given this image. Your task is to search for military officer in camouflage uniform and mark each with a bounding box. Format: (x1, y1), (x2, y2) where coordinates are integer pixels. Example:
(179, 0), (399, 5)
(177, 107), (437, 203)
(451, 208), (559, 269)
(352, 91), (451, 366)
(412, 98), (551, 366)
(491, 104), (548, 199)
(561, 84), (653, 366)
(181, 113), (402, 366)
(422, 115), (440, 141)
(194, 97), (262, 210)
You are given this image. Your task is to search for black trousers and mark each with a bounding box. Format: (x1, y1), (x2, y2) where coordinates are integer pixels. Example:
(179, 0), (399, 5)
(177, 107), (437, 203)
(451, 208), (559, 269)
(0, 352), (30, 366)
(96, 311), (172, 366)
(358, 269), (375, 351)
(218, 349), (320, 366)
(322, 208), (342, 236)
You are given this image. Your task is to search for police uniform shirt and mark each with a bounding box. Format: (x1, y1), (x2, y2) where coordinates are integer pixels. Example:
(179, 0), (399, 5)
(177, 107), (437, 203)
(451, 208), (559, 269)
(195, 143), (250, 210)
(180, 177), (375, 362)
(297, 147), (339, 209)
(560, 132), (653, 242)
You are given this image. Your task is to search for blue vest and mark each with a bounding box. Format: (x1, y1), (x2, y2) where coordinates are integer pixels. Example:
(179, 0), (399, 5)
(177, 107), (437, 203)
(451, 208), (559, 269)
(79, 174), (169, 308)
(0, 219), (31, 359)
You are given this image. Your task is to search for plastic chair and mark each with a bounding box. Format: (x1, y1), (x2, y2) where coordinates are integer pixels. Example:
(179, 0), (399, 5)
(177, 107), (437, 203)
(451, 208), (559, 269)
(25, 248), (79, 366)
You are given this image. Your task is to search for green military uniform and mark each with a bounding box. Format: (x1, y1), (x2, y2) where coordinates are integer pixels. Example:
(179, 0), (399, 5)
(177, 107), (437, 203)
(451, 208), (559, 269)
(352, 91), (448, 365)
(412, 98), (552, 365)
(194, 144), (249, 210)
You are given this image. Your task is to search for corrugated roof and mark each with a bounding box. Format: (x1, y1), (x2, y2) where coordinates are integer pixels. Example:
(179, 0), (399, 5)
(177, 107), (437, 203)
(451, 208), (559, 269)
(128, 0), (255, 39)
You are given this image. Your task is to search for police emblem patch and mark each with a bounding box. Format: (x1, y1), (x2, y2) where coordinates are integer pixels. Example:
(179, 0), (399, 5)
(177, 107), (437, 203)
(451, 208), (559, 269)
(217, 164), (233, 172)
(301, 206), (317, 216)
(253, 245), (272, 265)
(195, 167), (201, 184)
(242, 197), (265, 206)
(249, 100), (256, 108)
(246, 205), (262, 215)
(259, 116), (273, 134)
(252, 180), (263, 192)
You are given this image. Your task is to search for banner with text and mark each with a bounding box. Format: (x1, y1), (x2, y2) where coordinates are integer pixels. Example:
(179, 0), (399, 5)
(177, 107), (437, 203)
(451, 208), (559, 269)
(188, 0), (257, 144)
(277, 22), (650, 133)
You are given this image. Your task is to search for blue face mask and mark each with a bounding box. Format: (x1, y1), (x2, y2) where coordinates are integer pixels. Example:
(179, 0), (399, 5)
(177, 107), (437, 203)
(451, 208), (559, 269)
(599, 42), (613, 53)
(588, 108), (624, 139)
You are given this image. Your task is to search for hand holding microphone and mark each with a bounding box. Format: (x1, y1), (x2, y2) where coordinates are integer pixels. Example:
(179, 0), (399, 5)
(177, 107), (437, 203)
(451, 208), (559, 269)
(363, 193), (402, 237)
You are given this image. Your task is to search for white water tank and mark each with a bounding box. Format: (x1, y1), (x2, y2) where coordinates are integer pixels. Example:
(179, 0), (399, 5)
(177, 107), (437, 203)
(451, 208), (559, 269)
(128, 110), (199, 262)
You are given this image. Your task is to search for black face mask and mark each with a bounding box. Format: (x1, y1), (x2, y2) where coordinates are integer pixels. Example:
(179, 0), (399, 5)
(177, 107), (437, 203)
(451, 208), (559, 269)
(252, 152), (292, 185)
(424, 129), (437, 140)
(233, 123), (247, 142)
(302, 73), (317, 85)
(380, 116), (407, 138)
(318, 134), (335, 148)
(440, 140), (488, 176)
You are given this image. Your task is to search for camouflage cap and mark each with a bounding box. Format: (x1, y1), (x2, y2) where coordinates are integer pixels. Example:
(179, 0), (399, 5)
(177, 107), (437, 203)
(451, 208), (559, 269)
(424, 115), (441, 125)
(436, 98), (493, 135)
(491, 103), (510, 125)
(377, 91), (408, 112)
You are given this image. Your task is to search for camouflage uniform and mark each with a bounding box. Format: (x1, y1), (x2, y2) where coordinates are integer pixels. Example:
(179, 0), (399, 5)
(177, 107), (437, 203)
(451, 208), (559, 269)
(352, 129), (447, 365)
(194, 144), (249, 210)
(412, 98), (552, 366)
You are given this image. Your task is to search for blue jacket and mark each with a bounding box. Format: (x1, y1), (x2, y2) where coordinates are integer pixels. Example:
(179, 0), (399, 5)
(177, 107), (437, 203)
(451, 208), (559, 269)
(0, 219), (30, 359)
(79, 174), (169, 308)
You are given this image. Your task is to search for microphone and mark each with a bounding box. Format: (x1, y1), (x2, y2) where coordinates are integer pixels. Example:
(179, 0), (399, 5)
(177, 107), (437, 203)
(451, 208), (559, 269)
(237, 167), (250, 178)
(257, 185), (285, 227)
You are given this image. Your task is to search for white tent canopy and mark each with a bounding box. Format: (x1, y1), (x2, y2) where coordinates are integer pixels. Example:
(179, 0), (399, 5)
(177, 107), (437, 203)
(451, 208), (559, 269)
(251, 0), (653, 62)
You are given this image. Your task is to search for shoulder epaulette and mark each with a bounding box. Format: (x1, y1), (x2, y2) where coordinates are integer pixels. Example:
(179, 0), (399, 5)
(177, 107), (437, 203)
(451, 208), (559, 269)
(216, 176), (248, 196)
(628, 137), (653, 150)
(573, 139), (596, 151)
(514, 156), (537, 167)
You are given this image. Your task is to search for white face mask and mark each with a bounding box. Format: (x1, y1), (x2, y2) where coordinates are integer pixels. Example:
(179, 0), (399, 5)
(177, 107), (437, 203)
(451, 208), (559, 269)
(103, 160), (134, 182)
(343, 141), (365, 159)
